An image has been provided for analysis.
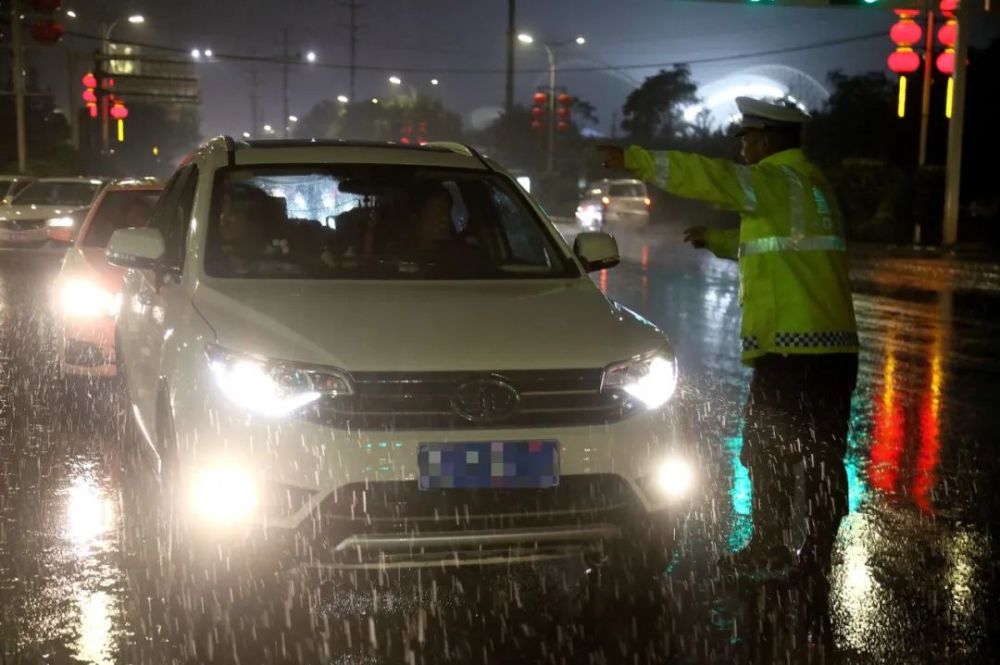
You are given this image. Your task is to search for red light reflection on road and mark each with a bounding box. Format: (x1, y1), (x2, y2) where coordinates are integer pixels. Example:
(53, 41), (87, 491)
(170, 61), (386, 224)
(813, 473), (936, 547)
(869, 337), (905, 494)
(913, 329), (943, 512)
(599, 269), (608, 293)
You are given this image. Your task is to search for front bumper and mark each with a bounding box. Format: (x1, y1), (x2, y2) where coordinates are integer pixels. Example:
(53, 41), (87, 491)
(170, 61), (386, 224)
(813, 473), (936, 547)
(0, 225), (48, 245)
(168, 380), (697, 570)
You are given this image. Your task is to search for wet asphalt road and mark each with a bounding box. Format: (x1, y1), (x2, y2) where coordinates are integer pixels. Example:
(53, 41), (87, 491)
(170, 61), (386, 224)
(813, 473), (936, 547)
(1, 227), (999, 664)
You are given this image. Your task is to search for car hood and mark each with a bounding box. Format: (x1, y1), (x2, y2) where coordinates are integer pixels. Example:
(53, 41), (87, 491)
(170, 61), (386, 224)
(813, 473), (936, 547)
(0, 204), (86, 222)
(193, 278), (668, 372)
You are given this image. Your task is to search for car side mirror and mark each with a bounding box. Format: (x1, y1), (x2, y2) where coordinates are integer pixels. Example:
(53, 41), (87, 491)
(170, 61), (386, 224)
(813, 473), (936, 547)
(105, 227), (166, 271)
(573, 232), (620, 272)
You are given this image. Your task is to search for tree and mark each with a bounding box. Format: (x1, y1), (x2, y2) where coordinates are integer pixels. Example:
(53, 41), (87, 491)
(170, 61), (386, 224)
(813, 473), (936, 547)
(620, 65), (699, 146)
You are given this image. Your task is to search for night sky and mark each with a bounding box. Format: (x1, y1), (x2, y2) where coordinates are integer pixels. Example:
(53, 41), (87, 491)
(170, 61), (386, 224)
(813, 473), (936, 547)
(32, 0), (1000, 139)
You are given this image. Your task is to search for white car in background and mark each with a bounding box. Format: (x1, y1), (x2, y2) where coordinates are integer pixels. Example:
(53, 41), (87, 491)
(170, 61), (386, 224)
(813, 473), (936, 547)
(0, 177), (107, 248)
(576, 178), (651, 230)
(108, 137), (695, 585)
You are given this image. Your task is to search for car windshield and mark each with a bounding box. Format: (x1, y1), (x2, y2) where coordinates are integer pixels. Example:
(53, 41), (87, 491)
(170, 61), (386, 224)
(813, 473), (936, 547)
(12, 181), (100, 206)
(82, 189), (161, 248)
(204, 166), (578, 280)
(609, 183), (644, 198)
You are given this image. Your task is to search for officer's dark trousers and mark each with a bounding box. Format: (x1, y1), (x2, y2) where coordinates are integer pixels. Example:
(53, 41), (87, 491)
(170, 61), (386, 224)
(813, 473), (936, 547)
(741, 352), (859, 566)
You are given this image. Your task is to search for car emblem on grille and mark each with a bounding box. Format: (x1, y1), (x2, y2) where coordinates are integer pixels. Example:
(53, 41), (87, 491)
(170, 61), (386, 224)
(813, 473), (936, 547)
(450, 379), (520, 423)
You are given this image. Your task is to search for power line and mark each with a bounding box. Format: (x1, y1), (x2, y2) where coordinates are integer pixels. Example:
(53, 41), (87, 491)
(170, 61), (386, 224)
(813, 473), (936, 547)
(62, 29), (886, 77)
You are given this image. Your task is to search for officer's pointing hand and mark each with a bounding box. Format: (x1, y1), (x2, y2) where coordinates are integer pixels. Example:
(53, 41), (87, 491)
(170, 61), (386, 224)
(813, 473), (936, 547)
(683, 226), (708, 250)
(596, 144), (625, 170)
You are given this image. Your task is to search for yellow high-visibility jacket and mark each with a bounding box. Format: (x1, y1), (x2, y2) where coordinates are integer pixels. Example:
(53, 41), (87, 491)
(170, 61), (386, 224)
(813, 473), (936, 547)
(624, 146), (858, 364)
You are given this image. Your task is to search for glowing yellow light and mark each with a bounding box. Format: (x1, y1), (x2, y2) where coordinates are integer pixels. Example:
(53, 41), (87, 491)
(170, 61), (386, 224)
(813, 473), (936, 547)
(152, 145), (159, 156)
(897, 76), (907, 118)
(116, 118), (124, 142)
(945, 77), (954, 119)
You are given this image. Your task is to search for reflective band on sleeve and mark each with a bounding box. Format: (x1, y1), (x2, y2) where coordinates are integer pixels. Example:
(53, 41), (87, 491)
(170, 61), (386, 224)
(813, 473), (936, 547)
(653, 153), (670, 189)
(739, 235), (846, 257)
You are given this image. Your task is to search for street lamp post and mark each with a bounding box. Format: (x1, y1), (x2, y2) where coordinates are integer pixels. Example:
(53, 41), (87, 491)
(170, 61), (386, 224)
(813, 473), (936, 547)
(99, 14), (145, 152)
(518, 33), (584, 174)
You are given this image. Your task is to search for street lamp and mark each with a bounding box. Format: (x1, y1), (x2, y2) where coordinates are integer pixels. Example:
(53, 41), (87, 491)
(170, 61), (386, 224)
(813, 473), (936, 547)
(191, 48), (202, 59)
(517, 32), (585, 173)
(337, 95), (349, 103)
(204, 48), (213, 58)
(388, 76), (402, 85)
(99, 14), (146, 154)
(127, 14), (145, 24)
(430, 78), (439, 86)
(305, 50), (317, 63)
(288, 115), (298, 123)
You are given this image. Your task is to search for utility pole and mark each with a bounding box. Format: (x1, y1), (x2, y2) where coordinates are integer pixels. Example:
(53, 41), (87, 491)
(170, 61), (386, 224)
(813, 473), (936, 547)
(249, 62), (260, 136)
(282, 27), (290, 137)
(544, 44), (556, 174)
(917, 2), (934, 168)
(338, 0), (362, 101)
(11, 0), (28, 173)
(505, 0), (515, 115)
(942, 2), (969, 246)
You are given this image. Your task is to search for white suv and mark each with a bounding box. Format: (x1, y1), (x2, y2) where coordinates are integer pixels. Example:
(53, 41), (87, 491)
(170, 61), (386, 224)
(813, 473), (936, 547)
(108, 137), (695, 580)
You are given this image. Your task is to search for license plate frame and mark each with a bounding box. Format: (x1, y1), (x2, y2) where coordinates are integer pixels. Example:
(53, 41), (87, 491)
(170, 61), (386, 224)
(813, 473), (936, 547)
(417, 440), (559, 490)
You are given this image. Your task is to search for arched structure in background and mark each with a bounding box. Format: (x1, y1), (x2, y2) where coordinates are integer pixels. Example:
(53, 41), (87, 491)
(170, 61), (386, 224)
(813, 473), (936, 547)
(683, 65), (831, 129)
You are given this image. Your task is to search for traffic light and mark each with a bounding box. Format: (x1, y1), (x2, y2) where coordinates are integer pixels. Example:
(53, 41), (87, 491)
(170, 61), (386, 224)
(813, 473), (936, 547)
(530, 91), (547, 131)
(556, 92), (572, 132)
(81, 71), (97, 118)
(28, 0), (63, 44)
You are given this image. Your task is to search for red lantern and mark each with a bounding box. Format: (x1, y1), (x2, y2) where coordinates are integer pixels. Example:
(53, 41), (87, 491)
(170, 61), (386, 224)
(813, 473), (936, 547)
(81, 89), (97, 104)
(86, 102), (97, 119)
(939, 0), (958, 12)
(937, 20), (957, 48)
(29, 19), (63, 44)
(890, 14), (922, 47)
(110, 100), (128, 120)
(936, 49), (955, 75)
(530, 120), (542, 131)
(531, 106), (544, 117)
(81, 72), (97, 88)
(888, 48), (921, 74)
(532, 92), (547, 104)
(556, 92), (572, 105)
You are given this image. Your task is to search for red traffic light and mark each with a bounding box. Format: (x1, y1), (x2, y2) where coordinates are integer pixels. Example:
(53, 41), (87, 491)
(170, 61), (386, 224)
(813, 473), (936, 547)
(81, 72), (97, 88)
(30, 19), (64, 44)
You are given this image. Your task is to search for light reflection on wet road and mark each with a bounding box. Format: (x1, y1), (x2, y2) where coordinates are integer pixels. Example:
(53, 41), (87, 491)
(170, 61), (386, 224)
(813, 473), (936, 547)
(1, 229), (998, 663)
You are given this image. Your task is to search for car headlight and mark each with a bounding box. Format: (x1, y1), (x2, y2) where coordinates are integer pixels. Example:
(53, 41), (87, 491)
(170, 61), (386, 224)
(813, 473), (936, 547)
(59, 278), (118, 318)
(602, 348), (677, 409)
(207, 344), (353, 417)
(654, 457), (694, 498)
(191, 466), (257, 523)
(47, 216), (75, 228)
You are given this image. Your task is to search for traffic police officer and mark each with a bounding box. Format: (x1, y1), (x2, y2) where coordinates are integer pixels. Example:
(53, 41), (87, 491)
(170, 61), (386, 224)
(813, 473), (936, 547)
(599, 97), (859, 581)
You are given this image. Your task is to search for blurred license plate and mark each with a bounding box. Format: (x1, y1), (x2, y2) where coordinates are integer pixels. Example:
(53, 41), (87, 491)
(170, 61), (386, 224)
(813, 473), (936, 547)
(418, 440), (559, 490)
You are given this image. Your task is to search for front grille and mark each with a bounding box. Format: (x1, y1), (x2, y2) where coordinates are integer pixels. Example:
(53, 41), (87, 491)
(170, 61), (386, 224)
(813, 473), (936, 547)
(300, 369), (642, 431)
(0, 219), (45, 231)
(297, 475), (642, 563)
(64, 339), (107, 367)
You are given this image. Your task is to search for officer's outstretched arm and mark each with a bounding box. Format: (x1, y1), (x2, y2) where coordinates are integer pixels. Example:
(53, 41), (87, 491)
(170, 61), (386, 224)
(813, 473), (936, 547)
(624, 146), (758, 212)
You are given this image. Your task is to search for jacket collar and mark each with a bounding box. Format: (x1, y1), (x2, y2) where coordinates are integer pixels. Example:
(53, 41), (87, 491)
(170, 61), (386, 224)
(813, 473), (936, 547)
(759, 148), (806, 167)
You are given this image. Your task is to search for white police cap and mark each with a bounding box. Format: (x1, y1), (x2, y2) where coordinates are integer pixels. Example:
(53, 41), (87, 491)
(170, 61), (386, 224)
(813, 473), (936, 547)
(735, 97), (810, 136)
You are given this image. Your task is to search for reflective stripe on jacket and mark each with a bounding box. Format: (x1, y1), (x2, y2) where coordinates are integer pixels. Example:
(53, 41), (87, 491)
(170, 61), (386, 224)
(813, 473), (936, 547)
(624, 146), (858, 364)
